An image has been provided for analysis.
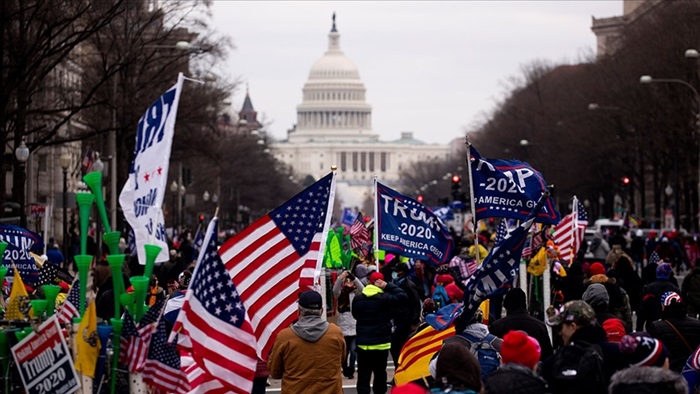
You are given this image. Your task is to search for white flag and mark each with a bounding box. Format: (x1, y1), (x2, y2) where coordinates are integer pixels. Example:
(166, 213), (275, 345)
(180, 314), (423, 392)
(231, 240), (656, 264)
(119, 73), (184, 264)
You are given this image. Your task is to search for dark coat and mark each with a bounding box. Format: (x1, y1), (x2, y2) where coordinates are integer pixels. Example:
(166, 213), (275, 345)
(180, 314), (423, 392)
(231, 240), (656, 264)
(484, 363), (549, 394)
(394, 278), (422, 327)
(638, 279), (680, 331)
(489, 309), (554, 359)
(648, 316), (700, 372)
(352, 282), (407, 346)
(681, 267), (700, 311)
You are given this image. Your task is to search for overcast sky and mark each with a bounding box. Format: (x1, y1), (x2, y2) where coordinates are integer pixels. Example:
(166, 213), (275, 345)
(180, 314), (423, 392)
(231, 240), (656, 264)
(211, 1), (622, 145)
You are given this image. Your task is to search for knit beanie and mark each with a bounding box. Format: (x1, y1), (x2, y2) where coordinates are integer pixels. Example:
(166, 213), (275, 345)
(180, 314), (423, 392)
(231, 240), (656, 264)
(390, 382), (428, 394)
(619, 332), (668, 367)
(582, 283), (610, 308)
(661, 291), (683, 310)
(444, 282), (464, 302)
(369, 272), (384, 285)
(589, 262), (606, 276)
(656, 263), (673, 279)
(500, 330), (541, 370)
(436, 273), (454, 284)
(355, 264), (369, 280)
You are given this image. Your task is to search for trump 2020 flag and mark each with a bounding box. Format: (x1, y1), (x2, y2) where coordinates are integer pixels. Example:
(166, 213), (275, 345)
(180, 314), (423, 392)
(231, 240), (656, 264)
(375, 181), (454, 265)
(0, 224), (44, 284)
(120, 73), (184, 265)
(469, 145), (560, 225)
(461, 193), (548, 322)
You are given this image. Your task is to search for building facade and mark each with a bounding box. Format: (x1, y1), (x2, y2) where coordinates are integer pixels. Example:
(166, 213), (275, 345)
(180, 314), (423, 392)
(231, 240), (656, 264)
(271, 16), (452, 208)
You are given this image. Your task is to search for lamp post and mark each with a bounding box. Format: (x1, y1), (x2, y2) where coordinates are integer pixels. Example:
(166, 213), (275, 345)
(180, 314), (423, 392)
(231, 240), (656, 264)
(178, 184), (186, 232)
(170, 181), (178, 230)
(640, 73), (700, 230)
(59, 153), (71, 257)
(92, 153), (105, 258)
(14, 139), (30, 227)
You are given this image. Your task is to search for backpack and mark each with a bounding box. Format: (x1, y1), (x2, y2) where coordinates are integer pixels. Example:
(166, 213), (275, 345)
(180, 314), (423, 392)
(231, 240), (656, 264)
(454, 332), (501, 380)
(432, 285), (450, 309)
(549, 340), (605, 394)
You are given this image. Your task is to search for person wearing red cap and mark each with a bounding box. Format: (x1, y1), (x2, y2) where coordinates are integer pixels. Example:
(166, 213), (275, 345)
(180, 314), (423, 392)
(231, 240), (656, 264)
(583, 262), (633, 331)
(485, 330), (548, 394)
(352, 271), (407, 394)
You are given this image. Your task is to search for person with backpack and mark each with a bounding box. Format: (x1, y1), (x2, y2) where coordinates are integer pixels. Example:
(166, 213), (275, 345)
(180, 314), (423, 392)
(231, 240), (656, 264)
(484, 330), (550, 394)
(582, 283), (627, 342)
(647, 292), (700, 372)
(430, 342), (483, 394)
(431, 273), (453, 310)
(542, 300), (629, 393)
(430, 309), (502, 382)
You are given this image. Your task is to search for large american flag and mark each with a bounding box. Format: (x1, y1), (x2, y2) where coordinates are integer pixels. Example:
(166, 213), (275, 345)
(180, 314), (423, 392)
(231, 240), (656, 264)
(350, 212), (371, 250)
(142, 319), (189, 394)
(174, 217), (258, 394)
(219, 172), (335, 359)
(57, 278), (79, 324)
(553, 197), (588, 262)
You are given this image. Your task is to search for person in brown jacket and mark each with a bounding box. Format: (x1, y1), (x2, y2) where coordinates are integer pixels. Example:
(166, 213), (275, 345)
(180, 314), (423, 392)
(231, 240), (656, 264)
(268, 290), (346, 393)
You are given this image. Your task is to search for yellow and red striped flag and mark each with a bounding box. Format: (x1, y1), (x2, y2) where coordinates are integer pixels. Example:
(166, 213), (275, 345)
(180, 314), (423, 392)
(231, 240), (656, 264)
(393, 324), (455, 385)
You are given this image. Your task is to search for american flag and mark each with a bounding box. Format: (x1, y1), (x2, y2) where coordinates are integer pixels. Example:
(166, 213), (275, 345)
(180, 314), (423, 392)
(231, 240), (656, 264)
(553, 197), (588, 262)
(648, 251), (661, 266)
(142, 319), (189, 393)
(174, 217), (258, 394)
(127, 227), (137, 257)
(180, 351), (228, 394)
(494, 219), (509, 246)
(218, 172), (335, 359)
(57, 278), (79, 324)
(350, 212), (370, 250)
(81, 147), (94, 174)
(521, 226), (544, 260)
(119, 299), (164, 373)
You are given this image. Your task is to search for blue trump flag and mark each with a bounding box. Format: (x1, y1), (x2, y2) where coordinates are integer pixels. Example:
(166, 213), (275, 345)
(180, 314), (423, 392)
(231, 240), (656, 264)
(459, 193), (548, 323)
(431, 206), (454, 223)
(376, 182), (454, 265)
(469, 145), (560, 225)
(340, 207), (358, 227)
(0, 224), (44, 284)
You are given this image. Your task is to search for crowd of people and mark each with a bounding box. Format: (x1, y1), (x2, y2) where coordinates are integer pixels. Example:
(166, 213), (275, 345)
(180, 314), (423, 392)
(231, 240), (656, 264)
(267, 225), (700, 393)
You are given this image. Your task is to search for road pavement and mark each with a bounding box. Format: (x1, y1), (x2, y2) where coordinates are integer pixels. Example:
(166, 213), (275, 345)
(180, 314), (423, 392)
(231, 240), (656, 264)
(267, 366), (396, 393)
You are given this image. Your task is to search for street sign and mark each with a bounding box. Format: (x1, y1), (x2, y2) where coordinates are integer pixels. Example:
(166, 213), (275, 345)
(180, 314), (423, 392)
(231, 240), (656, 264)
(11, 316), (79, 394)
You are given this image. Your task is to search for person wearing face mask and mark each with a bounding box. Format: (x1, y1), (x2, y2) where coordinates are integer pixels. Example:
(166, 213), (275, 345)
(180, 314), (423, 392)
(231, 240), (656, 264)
(390, 263), (422, 374)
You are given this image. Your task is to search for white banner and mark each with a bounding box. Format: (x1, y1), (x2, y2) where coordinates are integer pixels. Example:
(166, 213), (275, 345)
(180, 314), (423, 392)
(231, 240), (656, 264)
(119, 73), (184, 264)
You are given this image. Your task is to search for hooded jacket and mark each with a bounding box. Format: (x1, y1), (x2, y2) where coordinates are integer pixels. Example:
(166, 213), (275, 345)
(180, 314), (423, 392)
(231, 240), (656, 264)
(268, 314), (346, 394)
(584, 274), (633, 330)
(609, 366), (688, 394)
(352, 282), (407, 347)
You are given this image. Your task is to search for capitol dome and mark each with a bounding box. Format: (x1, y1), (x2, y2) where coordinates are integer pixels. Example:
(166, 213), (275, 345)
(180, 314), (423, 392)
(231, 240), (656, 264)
(289, 14), (377, 144)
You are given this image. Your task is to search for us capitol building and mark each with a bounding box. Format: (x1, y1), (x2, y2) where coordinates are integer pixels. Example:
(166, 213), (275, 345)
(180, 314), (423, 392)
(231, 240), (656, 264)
(270, 16), (454, 208)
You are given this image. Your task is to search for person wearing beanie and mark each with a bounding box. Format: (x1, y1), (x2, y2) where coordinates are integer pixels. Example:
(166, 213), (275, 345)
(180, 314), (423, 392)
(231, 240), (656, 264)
(609, 366), (688, 394)
(638, 263), (680, 331)
(490, 288), (553, 359)
(583, 262), (633, 331)
(582, 283), (628, 341)
(485, 330), (549, 394)
(647, 292), (700, 372)
(681, 345), (700, 393)
(432, 342), (482, 394)
(541, 300), (630, 392)
(619, 332), (669, 368)
(268, 290), (346, 393)
(352, 267), (407, 394)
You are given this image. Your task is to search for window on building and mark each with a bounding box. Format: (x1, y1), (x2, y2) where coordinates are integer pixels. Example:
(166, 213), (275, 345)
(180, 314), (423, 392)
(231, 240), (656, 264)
(360, 152), (366, 171)
(38, 155), (48, 173)
(340, 152), (347, 171)
(369, 152), (375, 171)
(352, 152), (358, 172)
(380, 152), (387, 172)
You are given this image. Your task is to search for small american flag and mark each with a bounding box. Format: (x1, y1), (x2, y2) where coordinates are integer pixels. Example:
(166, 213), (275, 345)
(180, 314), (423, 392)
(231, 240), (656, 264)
(350, 213), (371, 250)
(174, 217), (258, 393)
(81, 147), (94, 174)
(553, 197), (588, 262)
(142, 320), (189, 393)
(119, 299), (164, 373)
(218, 173), (335, 360)
(648, 251), (661, 266)
(57, 278), (79, 324)
(494, 219), (508, 246)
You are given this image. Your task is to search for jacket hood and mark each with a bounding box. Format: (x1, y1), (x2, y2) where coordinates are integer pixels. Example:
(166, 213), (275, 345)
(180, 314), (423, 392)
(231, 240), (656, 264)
(290, 314), (329, 343)
(609, 366), (688, 394)
(462, 323), (490, 339)
(362, 284), (384, 297)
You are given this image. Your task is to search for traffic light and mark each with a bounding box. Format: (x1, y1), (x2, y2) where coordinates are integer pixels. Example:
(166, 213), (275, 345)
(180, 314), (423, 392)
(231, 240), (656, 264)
(417, 195), (424, 203)
(621, 176), (630, 185)
(198, 214), (205, 223)
(451, 175), (462, 202)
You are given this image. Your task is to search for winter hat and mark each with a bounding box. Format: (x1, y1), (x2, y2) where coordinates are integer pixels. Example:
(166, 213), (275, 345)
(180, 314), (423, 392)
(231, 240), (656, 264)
(298, 290), (323, 310)
(390, 383), (428, 394)
(422, 298), (436, 317)
(546, 300), (596, 327)
(355, 264), (369, 279)
(500, 330), (541, 369)
(602, 318), (626, 342)
(619, 332), (668, 367)
(582, 283), (610, 308)
(178, 270), (192, 288)
(434, 342), (482, 392)
(369, 272), (384, 285)
(661, 291), (683, 310)
(436, 274), (454, 284)
(656, 263), (673, 279)
(503, 288), (527, 311)
(445, 282), (464, 302)
(589, 262), (606, 276)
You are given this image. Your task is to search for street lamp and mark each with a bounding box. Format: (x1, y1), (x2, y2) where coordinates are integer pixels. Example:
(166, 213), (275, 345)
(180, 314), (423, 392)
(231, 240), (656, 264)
(178, 184), (186, 231)
(170, 181), (178, 230)
(641, 72), (700, 230)
(14, 139), (30, 227)
(59, 153), (71, 257)
(92, 152), (104, 173)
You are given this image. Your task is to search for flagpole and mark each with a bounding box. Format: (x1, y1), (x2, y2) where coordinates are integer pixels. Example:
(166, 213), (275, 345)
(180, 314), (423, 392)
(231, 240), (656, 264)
(571, 196), (578, 264)
(465, 141), (480, 265)
(373, 175), (379, 271)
